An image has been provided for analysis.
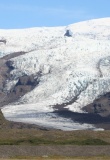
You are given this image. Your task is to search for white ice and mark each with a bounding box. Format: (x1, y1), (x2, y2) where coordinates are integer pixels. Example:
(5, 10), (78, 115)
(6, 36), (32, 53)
(1, 18), (110, 130)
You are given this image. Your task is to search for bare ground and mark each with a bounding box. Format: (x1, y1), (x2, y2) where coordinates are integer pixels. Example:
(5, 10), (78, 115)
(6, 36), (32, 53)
(0, 129), (110, 158)
(0, 145), (110, 159)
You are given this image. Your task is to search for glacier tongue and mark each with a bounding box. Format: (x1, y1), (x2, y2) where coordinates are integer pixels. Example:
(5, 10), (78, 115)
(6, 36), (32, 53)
(2, 103), (96, 131)
(1, 18), (110, 130)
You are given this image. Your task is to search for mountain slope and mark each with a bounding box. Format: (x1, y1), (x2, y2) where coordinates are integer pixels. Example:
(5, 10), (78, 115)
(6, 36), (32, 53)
(1, 18), (110, 130)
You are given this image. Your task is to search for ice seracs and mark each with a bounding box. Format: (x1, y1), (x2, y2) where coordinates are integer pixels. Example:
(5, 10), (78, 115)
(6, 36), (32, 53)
(1, 18), (110, 130)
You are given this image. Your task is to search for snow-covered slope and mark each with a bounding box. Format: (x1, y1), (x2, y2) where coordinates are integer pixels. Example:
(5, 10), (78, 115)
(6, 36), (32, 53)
(1, 18), (110, 130)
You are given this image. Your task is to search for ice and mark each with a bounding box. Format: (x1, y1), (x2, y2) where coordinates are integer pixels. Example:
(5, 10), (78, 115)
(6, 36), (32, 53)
(1, 18), (110, 130)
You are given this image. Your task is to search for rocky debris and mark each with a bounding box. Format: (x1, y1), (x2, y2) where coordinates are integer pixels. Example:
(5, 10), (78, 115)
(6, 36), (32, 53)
(83, 92), (110, 117)
(0, 51), (40, 108)
(16, 75), (39, 86)
(98, 56), (110, 77)
(64, 29), (73, 37)
(0, 109), (8, 128)
(6, 60), (14, 68)
(0, 39), (6, 44)
(7, 75), (40, 101)
(3, 51), (26, 61)
(12, 85), (32, 96)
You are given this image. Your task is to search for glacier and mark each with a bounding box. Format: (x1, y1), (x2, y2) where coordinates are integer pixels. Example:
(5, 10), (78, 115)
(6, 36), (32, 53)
(1, 17), (110, 130)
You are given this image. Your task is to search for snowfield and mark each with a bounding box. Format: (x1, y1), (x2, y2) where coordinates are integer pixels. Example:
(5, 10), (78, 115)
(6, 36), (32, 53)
(1, 18), (110, 130)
